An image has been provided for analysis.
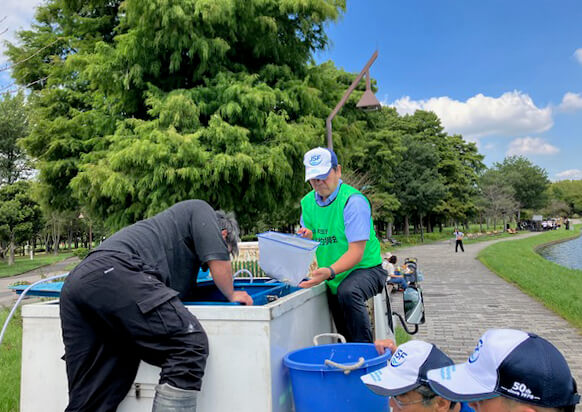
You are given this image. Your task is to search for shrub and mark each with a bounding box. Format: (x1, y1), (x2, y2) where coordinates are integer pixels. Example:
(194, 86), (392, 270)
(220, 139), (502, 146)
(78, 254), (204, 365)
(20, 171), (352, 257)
(72, 247), (89, 259)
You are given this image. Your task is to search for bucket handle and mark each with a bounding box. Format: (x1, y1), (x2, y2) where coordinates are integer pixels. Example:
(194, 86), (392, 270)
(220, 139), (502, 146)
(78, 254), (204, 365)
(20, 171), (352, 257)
(313, 333), (346, 346)
(324, 357), (365, 375)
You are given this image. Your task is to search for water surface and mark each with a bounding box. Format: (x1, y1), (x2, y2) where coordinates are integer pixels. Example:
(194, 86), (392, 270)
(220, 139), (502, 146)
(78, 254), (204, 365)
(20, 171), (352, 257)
(538, 234), (582, 271)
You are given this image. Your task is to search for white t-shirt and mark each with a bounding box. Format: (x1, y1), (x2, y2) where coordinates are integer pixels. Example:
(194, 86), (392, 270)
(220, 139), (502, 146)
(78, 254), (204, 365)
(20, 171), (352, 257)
(382, 260), (395, 276)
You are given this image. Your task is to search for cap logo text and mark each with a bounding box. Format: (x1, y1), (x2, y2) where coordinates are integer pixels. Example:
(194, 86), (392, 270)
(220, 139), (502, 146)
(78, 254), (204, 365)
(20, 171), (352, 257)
(390, 348), (408, 367)
(468, 339), (483, 363)
(503, 382), (540, 401)
(309, 154), (323, 166)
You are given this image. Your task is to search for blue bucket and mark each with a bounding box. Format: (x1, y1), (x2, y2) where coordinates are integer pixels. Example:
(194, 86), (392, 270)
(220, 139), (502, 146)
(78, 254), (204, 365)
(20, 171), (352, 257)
(283, 343), (390, 412)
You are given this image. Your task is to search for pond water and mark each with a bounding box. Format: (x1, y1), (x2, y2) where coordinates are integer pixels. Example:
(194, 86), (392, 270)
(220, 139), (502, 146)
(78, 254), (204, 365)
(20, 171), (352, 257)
(538, 234), (582, 271)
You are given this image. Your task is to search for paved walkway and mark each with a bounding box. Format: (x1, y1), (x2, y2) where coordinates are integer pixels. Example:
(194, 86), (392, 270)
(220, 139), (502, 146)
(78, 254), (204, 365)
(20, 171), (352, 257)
(0, 256), (79, 308)
(389, 230), (582, 383)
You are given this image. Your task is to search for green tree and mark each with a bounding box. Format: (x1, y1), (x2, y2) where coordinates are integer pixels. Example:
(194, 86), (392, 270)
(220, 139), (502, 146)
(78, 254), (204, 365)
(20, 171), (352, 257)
(0, 92), (32, 184)
(9, 0), (361, 231)
(478, 169), (519, 230)
(493, 156), (550, 217)
(403, 111), (484, 229)
(393, 135), (447, 240)
(347, 107), (403, 234)
(550, 180), (582, 215)
(0, 181), (43, 264)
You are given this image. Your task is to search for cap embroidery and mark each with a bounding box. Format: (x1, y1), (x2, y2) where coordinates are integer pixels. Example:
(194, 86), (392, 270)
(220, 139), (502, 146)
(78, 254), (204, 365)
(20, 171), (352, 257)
(468, 339), (483, 364)
(309, 154), (323, 166)
(503, 382), (540, 401)
(390, 348), (408, 367)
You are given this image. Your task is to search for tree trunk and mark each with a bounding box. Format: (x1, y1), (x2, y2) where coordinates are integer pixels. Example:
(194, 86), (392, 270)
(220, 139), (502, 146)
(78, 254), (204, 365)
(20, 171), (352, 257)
(387, 221), (393, 238)
(403, 216), (410, 236)
(420, 214), (425, 243)
(88, 222), (93, 250)
(479, 212), (483, 233)
(8, 234), (15, 266)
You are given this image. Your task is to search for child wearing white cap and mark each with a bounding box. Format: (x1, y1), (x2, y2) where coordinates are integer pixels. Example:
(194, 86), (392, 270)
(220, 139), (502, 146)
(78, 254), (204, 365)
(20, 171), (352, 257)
(427, 329), (580, 412)
(362, 340), (474, 411)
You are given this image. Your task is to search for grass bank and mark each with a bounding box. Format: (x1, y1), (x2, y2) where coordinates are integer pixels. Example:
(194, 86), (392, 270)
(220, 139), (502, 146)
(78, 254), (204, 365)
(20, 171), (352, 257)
(478, 226), (582, 330)
(0, 308), (21, 412)
(0, 252), (74, 279)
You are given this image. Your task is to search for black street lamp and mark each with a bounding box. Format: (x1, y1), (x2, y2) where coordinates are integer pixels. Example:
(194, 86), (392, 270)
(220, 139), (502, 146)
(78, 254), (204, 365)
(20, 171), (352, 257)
(326, 50), (382, 150)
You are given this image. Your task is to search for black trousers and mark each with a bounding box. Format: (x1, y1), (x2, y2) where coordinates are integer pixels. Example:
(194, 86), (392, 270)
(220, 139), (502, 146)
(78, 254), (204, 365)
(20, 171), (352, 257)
(455, 239), (464, 252)
(326, 265), (387, 343)
(60, 252), (209, 412)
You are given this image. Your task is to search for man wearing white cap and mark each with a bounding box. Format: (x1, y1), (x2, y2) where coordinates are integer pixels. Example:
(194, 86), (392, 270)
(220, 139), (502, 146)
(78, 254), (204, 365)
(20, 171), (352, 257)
(427, 329), (580, 412)
(298, 147), (387, 342)
(362, 340), (473, 411)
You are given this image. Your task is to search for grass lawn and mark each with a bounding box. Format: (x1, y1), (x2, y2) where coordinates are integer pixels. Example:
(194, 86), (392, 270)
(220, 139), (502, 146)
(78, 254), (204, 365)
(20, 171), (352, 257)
(478, 225), (582, 330)
(0, 308), (21, 412)
(0, 252), (74, 279)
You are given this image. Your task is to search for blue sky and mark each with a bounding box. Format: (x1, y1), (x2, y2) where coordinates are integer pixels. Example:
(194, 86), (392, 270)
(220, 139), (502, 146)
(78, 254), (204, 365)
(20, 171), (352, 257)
(315, 0), (582, 180)
(2, 0), (581, 180)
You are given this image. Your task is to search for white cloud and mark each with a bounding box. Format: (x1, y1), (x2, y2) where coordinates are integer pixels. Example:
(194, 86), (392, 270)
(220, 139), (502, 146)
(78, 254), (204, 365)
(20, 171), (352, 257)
(559, 92), (582, 112)
(483, 143), (495, 150)
(387, 91), (553, 139)
(0, 0), (44, 65)
(556, 169), (582, 180)
(506, 137), (559, 156)
(575, 48), (582, 65)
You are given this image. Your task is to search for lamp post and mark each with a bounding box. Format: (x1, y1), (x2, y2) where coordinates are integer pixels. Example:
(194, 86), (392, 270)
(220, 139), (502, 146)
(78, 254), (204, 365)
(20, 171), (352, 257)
(326, 50), (382, 150)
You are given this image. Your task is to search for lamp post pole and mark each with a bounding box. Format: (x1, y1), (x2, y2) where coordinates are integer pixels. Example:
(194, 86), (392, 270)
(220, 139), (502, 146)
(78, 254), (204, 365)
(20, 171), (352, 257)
(326, 50), (379, 150)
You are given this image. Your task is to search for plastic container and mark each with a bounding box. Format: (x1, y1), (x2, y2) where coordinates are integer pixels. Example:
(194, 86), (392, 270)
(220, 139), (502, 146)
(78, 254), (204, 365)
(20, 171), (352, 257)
(257, 231), (319, 286)
(283, 342), (390, 412)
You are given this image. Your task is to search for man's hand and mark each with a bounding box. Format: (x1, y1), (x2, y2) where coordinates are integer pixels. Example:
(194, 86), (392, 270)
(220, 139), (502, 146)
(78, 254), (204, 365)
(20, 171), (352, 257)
(299, 267), (332, 288)
(374, 339), (397, 355)
(231, 291), (253, 306)
(297, 227), (313, 239)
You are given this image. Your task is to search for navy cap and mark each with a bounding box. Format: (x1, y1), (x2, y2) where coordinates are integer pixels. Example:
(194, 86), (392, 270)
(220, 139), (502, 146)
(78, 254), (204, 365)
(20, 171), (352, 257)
(427, 329), (581, 410)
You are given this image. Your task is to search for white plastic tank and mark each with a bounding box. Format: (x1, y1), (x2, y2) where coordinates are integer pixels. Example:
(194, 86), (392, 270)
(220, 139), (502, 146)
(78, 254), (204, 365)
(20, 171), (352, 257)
(20, 283), (332, 412)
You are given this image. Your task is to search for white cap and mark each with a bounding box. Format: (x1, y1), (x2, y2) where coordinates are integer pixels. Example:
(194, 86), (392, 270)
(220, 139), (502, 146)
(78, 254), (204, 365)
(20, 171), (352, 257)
(303, 147), (337, 181)
(361, 340), (454, 397)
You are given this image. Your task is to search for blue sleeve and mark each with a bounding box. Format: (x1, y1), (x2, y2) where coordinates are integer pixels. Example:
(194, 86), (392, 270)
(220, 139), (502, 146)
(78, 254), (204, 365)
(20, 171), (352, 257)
(343, 194), (371, 243)
(300, 214), (305, 228)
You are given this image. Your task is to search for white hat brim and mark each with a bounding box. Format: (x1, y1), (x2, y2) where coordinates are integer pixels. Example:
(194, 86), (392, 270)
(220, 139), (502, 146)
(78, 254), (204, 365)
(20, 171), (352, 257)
(361, 364), (422, 397)
(427, 363), (498, 402)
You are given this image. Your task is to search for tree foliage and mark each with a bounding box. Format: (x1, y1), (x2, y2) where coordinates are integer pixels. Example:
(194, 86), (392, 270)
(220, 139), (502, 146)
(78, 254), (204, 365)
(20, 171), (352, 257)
(492, 156), (550, 211)
(0, 92), (32, 184)
(549, 180), (582, 216)
(0, 181), (43, 264)
(9, 0), (351, 229)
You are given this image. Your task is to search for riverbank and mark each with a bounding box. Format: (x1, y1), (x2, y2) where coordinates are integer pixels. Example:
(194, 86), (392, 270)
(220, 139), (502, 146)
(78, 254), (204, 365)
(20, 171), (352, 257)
(478, 225), (582, 329)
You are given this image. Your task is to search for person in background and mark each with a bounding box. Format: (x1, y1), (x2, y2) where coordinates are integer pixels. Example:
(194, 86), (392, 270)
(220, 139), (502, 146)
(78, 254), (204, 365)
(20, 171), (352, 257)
(427, 329), (580, 412)
(382, 254), (408, 291)
(362, 340), (474, 411)
(298, 147), (387, 343)
(60, 200), (253, 412)
(453, 228), (464, 253)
